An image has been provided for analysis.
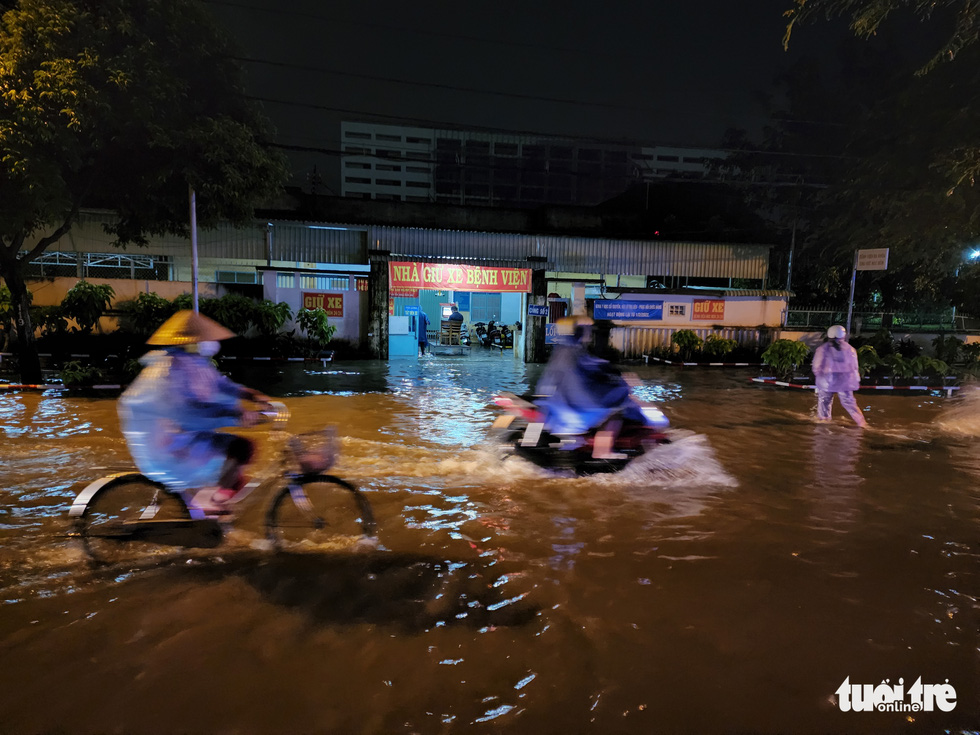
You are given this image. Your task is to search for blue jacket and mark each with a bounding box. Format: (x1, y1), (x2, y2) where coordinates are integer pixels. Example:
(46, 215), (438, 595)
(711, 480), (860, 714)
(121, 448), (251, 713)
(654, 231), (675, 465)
(118, 348), (248, 488)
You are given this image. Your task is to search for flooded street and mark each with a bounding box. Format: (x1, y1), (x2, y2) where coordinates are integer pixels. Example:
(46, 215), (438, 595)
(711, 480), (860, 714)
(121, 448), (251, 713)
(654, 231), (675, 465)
(1, 350), (978, 734)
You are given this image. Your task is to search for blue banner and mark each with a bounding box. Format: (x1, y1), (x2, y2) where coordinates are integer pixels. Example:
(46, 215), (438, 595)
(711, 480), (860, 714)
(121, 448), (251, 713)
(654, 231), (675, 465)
(593, 300), (663, 321)
(527, 304), (548, 318)
(545, 322), (560, 344)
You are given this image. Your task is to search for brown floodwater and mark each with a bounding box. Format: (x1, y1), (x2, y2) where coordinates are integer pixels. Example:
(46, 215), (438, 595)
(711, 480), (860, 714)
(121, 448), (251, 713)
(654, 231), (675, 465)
(1, 350), (978, 734)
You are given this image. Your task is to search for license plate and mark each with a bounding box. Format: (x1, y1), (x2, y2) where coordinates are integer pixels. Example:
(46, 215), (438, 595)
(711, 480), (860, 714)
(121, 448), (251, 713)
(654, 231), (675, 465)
(492, 414), (516, 429)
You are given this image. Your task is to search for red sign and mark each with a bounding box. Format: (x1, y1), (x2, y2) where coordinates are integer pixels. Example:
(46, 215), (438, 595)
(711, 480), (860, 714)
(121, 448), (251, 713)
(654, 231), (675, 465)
(389, 261), (531, 293)
(302, 292), (344, 317)
(692, 299), (725, 321)
(355, 277), (369, 292)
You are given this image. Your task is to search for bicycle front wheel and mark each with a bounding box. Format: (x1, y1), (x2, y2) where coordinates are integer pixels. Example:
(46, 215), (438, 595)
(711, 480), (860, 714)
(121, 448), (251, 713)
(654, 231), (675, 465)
(265, 475), (376, 552)
(73, 473), (194, 564)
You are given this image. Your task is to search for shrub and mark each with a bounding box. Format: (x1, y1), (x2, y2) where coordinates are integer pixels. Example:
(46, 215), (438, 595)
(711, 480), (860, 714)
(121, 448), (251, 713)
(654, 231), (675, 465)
(670, 329), (703, 360)
(254, 300), (293, 337)
(857, 345), (883, 377)
(761, 339), (811, 379)
(296, 307), (337, 354)
(60, 360), (106, 387)
(702, 334), (737, 359)
(932, 335), (963, 363)
(120, 292), (174, 338)
(61, 281), (115, 333)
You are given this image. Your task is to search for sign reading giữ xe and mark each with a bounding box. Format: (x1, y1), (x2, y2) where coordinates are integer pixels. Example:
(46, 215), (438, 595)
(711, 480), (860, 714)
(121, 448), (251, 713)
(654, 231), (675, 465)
(389, 261), (532, 293)
(302, 292), (344, 317)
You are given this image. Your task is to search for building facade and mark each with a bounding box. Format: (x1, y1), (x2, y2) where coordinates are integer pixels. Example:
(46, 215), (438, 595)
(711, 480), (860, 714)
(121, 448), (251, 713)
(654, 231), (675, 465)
(340, 122), (726, 208)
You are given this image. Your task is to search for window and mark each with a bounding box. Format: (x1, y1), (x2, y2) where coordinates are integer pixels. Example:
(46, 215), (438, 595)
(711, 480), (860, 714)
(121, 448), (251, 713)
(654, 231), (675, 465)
(494, 143), (518, 156)
(300, 275), (348, 291)
(668, 304), (686, 316)
(215, 270), (258, 284)
(657, 155), (680, 162)
(406, 180), (430, 188)
(376, 178), (402, 187)
(470, 292), (502, 322)
(345, 161), (371, 170)
(376, 164), (402, 172)
(682, 156), (705, 164)
(345, 176), (371, 184)
(344, 146), (371, 155)
(277, 272), (296, 289)
(406, 136), (429, 144)
(344, 131), (371, 140)
(406, 165), (430, 174)
(376, 134), (402, 142)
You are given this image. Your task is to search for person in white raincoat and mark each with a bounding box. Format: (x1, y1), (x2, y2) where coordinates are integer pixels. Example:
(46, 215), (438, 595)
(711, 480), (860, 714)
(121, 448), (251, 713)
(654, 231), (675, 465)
(118, 310), (271, 502)
(811, 325), (868, 427)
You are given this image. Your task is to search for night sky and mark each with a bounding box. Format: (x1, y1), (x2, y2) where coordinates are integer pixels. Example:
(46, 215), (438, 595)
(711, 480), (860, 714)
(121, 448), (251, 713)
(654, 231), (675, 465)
(204, 1), (855, 188)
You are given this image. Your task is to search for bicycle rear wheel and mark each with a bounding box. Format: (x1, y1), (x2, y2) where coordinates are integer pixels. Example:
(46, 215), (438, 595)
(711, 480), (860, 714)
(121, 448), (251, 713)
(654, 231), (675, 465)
(73, 473), (195, 564)
(265, 474), (376, 552)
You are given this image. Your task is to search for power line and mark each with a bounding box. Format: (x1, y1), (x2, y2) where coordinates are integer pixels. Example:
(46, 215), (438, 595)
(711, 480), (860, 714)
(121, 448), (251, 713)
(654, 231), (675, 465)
(234, 56), (671, 115)
(204, 0), (654, 63)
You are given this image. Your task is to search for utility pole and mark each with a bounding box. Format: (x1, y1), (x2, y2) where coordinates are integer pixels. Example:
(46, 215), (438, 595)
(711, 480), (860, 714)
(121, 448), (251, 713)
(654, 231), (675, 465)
(189, 184), (199, 313)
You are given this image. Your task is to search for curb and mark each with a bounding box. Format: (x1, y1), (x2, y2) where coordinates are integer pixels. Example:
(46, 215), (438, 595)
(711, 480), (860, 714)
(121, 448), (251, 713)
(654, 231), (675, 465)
(750, 377), (960, 396)
(645, 355), (760, 367)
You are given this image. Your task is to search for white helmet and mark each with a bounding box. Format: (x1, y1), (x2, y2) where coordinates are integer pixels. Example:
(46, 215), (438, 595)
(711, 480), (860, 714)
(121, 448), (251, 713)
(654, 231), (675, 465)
(827, 325), (846, 340)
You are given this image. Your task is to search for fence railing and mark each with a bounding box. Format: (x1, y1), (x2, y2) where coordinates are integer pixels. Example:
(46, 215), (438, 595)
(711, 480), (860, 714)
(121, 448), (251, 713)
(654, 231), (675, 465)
(612, 326), (773, 359)
(784, 310), (978, 332)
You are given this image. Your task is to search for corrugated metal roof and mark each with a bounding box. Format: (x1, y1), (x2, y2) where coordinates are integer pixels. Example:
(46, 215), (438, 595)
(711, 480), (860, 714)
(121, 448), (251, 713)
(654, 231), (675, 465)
(29, 211), (771, 282)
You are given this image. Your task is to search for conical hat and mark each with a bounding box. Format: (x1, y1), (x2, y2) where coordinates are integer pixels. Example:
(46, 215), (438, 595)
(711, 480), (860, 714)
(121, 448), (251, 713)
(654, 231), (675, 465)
(146, 310), (236, 345)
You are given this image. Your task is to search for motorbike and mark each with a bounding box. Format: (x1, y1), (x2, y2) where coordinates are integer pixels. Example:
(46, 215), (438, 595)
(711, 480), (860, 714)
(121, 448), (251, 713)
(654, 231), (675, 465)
(490, 391), (670, 475)
(459, 323), (471, 346)
(500, 324), (513, 349)
(472, 322), (489, 348)
(487, 322), (503, 349)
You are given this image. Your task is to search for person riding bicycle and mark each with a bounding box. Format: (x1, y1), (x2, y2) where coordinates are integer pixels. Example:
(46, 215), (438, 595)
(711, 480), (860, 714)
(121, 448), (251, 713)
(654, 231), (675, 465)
(535, 315), (644, 459)
(118, 310), (272, 504)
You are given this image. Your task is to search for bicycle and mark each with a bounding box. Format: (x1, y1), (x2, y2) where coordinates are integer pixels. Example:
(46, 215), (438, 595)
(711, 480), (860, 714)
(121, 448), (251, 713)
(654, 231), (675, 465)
(68, 402), (377, 564)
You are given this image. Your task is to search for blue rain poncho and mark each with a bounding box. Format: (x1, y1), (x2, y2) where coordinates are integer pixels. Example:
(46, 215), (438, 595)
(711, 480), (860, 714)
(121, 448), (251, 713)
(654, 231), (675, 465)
(118, 348), (249, 489)
(535, 337), (645, 435)
(812, 340), (860, 393)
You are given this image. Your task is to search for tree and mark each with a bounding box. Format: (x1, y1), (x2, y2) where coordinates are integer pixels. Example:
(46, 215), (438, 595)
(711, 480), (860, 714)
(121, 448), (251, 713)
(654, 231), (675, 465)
(780, 1), (980, 311)
(783, 0), (979, 72)
(0, 0), (287, 383)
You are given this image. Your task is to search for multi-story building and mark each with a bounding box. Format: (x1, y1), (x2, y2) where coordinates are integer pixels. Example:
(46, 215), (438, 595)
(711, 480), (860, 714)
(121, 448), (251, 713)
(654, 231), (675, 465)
(340, 122), (726, 208)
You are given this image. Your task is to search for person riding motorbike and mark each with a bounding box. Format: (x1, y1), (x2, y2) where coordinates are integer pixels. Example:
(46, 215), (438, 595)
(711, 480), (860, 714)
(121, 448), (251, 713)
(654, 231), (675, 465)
(535, 315), (645, 459)
(117, 310), (272, 505)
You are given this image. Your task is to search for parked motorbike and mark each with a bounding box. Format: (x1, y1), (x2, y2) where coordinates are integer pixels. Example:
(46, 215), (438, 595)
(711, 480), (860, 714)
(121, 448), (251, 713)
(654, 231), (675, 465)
(490, 391), (670, 475)
(499, 323), (513, 349)
(459, 323), (471, 346)
(472, 322), (489, 348)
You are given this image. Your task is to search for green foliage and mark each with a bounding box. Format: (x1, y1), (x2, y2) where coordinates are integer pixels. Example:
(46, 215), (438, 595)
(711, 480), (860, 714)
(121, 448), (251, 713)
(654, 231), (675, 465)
(910, 355), (950, 378)
(205, 293), (257, 336)
(296, 307), (337, 354)
(856, 345), (882, 376)
(761, 339), (811, 379)
(121, 292), (174, 338)
(962, 342), (980, 365)
(883, 353), (914, 381)
(932, 334), (963, 363)
(59, 360), (105, 388)
(866, 329), (894, 357)
(895, 337), (922, 358)
(670, 330), (703, 360)
(60, 280), (114, 333)
(254, 300), (293, 337)
(702, 334), (737, 358)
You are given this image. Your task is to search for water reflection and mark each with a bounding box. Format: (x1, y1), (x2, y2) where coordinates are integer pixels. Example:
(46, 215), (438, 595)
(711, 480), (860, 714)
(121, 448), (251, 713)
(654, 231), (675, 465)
(808, 425), (863, 532)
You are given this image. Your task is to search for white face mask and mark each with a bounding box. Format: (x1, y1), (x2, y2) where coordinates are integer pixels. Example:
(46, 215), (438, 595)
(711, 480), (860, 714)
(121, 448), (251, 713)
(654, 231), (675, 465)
(197, 340), (221, 357)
